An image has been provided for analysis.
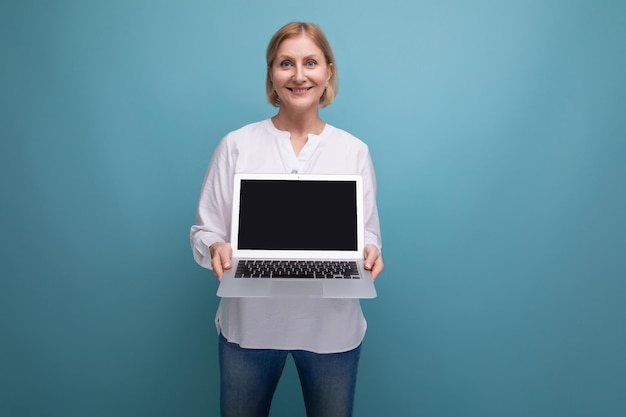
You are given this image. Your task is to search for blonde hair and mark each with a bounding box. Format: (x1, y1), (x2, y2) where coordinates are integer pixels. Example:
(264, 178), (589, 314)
(266, 22), (338, 108)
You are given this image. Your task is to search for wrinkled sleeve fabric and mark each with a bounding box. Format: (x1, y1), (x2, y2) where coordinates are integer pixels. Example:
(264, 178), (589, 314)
(359, 145), (382, 254)
(190, 135), (235, 270)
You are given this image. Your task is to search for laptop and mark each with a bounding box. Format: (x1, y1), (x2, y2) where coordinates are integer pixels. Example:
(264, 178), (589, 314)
(216, 173), (377, 298)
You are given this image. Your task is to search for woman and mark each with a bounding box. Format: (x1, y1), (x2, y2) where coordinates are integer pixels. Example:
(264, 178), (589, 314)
(190, 22), (384, 417)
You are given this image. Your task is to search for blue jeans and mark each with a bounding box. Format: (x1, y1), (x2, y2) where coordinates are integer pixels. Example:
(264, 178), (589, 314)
(218, 333), (361, 417)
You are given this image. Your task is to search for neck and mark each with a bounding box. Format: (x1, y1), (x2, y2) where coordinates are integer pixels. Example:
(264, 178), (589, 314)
(272, 108), (324, 136)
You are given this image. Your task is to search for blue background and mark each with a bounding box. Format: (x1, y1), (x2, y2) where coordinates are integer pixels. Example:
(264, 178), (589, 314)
(1, 1), (625, 416)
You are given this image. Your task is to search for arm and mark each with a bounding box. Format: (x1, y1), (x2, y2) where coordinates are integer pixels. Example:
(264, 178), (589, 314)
(360, 149), (384, 280)
(190, 136), (235, 277)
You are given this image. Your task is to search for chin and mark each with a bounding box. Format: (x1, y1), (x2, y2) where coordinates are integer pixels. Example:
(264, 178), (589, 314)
(282, 98), (320, 110)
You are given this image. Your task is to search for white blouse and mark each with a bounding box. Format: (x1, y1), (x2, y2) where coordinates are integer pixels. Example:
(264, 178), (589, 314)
(190, 119), (382, 353)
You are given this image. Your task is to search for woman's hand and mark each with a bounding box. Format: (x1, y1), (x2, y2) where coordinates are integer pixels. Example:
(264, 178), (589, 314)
(209, 242), (232, 280)
(363, 244), (384, 280)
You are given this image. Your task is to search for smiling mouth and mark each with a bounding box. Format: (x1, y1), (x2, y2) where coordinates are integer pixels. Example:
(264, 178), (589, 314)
(288, 87), (313, 93)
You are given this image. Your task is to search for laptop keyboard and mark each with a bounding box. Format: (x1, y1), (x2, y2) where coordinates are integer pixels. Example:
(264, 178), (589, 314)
(234, 260), (361, 279)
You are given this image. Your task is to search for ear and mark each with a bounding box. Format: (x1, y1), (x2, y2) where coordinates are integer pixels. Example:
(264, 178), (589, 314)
(327, 62), (333, 82)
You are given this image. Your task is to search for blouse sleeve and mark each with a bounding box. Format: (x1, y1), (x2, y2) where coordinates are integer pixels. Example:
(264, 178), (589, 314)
(360, 147), (382, 252)
(190, 136), (235, 269)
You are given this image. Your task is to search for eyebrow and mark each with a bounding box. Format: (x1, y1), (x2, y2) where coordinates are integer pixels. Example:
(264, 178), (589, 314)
(275, 53), (323, 61)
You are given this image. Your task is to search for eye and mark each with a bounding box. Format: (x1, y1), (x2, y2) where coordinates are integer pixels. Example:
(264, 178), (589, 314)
(279, 60), (293, 68)
(306, 59), (317, 68)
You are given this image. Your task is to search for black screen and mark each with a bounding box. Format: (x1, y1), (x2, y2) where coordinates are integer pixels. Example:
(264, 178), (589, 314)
(237, 180), (358, 251)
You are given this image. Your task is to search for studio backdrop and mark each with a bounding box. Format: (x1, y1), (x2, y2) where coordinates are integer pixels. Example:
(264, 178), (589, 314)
(1, 1), (625, 416)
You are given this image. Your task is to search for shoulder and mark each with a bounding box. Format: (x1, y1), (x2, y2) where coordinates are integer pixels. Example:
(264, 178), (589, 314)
(216, 120), (277, 153)
(225, 119), (271, 140)
(323, 124), (370, 152)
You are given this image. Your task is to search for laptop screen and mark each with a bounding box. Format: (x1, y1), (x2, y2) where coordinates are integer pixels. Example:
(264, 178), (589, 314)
(237, 179), (358, 251)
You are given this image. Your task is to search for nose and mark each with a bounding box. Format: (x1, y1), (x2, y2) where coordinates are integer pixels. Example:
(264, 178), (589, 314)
(293, 64), (306, 83)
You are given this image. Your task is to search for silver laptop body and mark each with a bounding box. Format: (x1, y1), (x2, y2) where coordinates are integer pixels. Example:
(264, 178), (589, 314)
(216, 173), (377, 298)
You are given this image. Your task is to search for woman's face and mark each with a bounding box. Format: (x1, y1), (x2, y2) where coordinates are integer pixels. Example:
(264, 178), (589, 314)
(269, 34), (333, 113)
